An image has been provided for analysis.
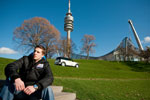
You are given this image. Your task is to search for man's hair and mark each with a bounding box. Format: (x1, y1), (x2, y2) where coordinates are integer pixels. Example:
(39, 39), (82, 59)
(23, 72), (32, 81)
(35, 45), (46, 55)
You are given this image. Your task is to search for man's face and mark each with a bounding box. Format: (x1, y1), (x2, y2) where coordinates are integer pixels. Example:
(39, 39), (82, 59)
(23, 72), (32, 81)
(33, 47), (44, 61)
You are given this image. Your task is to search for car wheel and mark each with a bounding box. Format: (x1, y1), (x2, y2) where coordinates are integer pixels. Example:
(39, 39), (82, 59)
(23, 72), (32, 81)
(75, 64), (79, 68)
(61, 62), (66, 66)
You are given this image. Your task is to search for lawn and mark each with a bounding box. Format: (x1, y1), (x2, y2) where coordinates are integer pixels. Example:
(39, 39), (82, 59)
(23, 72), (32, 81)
(0, 57), (150, 100)
(54, 78), (150, 100)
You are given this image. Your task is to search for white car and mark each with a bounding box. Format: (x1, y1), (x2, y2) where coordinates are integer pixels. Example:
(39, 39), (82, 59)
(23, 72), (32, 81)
(55, 57), (79, 68)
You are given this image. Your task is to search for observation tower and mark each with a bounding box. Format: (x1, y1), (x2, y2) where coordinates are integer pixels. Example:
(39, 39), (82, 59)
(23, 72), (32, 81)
(64, 0), (74, 58)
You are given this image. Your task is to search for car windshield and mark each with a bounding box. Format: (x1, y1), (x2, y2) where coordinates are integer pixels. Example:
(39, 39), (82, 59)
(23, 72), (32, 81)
(56, 57), (73, 61)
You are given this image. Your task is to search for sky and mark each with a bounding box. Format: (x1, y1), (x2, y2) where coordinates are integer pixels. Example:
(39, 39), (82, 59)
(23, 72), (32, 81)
(0, 0), (150, 59)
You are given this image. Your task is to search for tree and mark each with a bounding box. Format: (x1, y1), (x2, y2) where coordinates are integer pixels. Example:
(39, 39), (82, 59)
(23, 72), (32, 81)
(81, 34), (96, 59)
(13, 17), (60, 58)
(57, 37), (77, 57)
(117, 45), (140, 61)
(140, 47), (150, 63)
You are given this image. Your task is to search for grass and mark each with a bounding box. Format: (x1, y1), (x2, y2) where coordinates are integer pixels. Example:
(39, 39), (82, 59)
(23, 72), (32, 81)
(54, 78), (150, 100)
(0, 57), (150, 100)
(0, 57), (15, 79)
(49, 59), (150, 79)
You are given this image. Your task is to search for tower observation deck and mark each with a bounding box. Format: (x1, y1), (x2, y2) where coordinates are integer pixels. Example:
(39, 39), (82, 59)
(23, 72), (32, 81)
(64, 0), (74, 58)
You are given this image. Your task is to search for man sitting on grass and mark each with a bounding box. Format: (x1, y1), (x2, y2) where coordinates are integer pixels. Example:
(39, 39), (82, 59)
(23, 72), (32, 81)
(0, 45), (54, 100)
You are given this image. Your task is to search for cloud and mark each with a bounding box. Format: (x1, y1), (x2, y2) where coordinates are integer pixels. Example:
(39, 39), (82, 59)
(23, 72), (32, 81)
(0, 47), (18, 54)
(142, 36), (150, 44)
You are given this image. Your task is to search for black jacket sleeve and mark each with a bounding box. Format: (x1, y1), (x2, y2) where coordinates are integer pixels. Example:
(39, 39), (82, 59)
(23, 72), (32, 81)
(36, 62), (54, 90)
(5, 57), (24, 82)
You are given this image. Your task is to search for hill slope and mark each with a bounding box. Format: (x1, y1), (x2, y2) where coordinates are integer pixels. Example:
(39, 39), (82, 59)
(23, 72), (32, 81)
(49, 59), (150, 79)
(0, 57), (150, 100)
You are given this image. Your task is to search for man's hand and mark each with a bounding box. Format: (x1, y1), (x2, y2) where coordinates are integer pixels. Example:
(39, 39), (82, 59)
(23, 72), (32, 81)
(14, 78), (25, 91)
(24, 86), (36, 95)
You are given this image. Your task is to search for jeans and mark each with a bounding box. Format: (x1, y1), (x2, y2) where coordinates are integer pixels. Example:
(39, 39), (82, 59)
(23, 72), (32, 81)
(0, 80), (54, 100)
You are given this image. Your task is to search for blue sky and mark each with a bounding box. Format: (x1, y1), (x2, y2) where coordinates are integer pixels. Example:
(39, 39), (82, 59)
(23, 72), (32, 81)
(0, 0), (150, 59)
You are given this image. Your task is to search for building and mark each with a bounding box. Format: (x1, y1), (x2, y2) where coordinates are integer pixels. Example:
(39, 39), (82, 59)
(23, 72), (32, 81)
(71, 37), (141, 61)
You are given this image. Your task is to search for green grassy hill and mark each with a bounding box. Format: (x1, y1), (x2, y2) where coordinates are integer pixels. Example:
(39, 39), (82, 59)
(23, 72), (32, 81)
(0, 57), (150, 100)
(49, 59), (150, 79)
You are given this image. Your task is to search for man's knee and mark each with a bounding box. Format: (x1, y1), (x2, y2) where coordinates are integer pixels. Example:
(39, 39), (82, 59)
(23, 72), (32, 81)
(0, 83), (15, 100)
(42, 86), (54, 96)
(43, 86), (53, 93)
(41, 86), (54, 100)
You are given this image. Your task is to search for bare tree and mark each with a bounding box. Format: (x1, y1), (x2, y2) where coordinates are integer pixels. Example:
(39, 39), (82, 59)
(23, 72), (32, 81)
(13, 17), (60, 58)
(57, 37), (76, 58)
(117, 46), (140, 61)
(140, 47), (150, 63)
(81, 34), (96, 59)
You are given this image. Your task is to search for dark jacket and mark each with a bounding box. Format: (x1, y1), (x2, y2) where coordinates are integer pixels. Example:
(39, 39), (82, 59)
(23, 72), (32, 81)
(5, 54), (54, 90)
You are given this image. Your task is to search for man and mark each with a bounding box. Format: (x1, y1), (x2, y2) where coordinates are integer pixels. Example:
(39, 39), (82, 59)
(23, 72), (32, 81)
(0, 45), (54, 100)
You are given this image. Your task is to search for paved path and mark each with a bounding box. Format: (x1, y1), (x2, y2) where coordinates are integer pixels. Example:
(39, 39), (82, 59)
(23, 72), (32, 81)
(55, 76), (150, 81)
